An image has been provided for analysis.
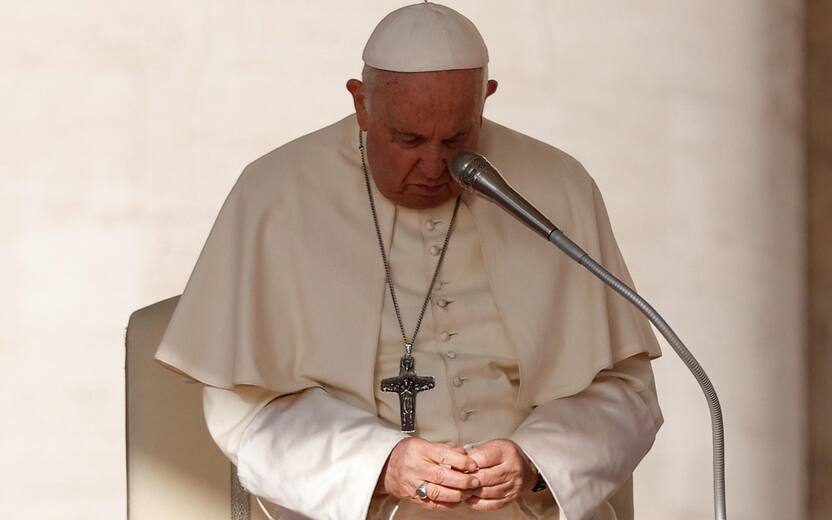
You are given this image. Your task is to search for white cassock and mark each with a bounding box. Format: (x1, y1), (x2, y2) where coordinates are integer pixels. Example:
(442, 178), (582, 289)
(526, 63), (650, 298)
(156, 114), (664, 520)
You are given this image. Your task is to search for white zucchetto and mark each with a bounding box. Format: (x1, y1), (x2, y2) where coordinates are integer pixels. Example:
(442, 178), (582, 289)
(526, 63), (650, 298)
(362, 2), (489, 72)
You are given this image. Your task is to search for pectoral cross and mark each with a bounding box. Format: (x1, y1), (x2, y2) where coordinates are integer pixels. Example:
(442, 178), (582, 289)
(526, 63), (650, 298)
(381, 352), (435, 433)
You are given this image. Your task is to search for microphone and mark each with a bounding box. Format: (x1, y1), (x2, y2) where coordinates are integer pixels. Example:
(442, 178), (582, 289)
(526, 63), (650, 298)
(450, 149), (727, 520)
(449, 150), (588, 263)
(450, 151), (556, 238)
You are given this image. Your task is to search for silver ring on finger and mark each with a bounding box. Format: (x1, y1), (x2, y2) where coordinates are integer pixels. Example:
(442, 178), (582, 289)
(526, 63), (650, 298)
(415, 481), (429, 500)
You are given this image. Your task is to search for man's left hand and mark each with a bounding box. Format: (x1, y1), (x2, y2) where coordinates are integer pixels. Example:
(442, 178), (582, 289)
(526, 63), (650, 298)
(464, 439), (537, 511)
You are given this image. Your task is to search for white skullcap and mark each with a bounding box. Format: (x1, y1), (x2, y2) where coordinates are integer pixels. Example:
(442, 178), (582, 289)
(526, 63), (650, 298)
(362, 2), (489, 73)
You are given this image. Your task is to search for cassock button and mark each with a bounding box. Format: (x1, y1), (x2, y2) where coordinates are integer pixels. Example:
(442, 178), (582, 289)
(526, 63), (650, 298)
(452, 376), (463, 387)
(440, 331), (451, 342)
(459, 410), (472, 421)
(436, 298), (450, 308)
(425, 220), (437, 231)
(429, 245), (442, 256)
(446, 350), (457, 359)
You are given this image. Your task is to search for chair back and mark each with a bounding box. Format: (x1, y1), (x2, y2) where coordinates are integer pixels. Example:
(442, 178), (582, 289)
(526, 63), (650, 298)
(125, 296), (266, 520)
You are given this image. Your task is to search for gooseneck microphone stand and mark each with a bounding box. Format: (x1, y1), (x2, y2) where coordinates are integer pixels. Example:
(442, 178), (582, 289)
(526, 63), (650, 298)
(451, 150), (727, 520)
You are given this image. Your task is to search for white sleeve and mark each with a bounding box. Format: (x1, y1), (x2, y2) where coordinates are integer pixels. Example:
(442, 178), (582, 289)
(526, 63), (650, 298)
(203, 385), (409, 520)
(509, 354), (663, 520)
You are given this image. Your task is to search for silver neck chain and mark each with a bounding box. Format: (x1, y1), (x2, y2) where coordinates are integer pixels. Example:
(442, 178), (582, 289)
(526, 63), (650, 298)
(358, 129), (461, 356)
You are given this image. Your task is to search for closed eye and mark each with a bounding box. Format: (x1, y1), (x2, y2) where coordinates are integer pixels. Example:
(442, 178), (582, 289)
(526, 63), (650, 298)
(393, 128), (470, 147)
(395, 132), (424, 147)
(442, 132), (468, 147)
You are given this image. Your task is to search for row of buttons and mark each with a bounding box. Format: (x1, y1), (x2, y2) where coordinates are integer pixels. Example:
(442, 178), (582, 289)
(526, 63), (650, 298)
(425, 217), (474, 421)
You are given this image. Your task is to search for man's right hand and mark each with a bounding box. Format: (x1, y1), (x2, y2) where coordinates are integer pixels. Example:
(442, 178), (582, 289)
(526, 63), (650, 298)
(376, 438), (481, 511)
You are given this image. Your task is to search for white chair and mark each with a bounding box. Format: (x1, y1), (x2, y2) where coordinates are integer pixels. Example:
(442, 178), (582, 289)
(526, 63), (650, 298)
(125, 296), (268, 520)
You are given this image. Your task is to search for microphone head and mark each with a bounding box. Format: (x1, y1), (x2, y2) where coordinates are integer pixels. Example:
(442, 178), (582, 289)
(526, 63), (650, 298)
(450, 149), (558, 238)
(450, 149), (491, 191)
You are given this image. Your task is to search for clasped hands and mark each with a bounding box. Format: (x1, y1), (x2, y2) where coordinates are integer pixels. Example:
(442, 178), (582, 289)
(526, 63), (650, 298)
(376, 437), (538, 512)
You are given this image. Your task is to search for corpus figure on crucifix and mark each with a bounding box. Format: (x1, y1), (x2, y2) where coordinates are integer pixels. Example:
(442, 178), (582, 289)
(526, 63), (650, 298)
(381, 353), (436, 433)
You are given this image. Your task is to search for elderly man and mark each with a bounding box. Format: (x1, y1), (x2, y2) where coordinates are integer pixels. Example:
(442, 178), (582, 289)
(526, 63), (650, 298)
(155, 3), (662, 519)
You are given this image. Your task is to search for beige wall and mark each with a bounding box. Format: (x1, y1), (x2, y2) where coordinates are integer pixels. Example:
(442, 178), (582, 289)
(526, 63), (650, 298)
(0, 1), (806, 518)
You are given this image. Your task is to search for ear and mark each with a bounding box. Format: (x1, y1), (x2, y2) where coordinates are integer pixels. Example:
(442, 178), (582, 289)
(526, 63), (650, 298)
(346, 79), (370, 131)
(479, 79), (499, 126)
(485, 79), (498, 99)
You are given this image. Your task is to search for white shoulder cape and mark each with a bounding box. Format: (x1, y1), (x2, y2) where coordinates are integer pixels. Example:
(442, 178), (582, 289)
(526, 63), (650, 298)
(155, 114), (661, 410)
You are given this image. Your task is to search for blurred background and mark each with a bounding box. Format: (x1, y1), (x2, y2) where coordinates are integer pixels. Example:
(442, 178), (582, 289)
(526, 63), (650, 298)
(1, 1), (829, 518)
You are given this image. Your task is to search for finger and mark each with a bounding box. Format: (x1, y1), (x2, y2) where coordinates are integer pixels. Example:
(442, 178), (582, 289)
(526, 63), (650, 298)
(417, 461), (481, 490)
(467, 443), (504, 469)
(443, 446), (469, 467)
(413, 498), (463, 512)
(465, 495), (512, 512)
(470, 464), (512, 487)
(426, 444), (478, 473)
(471, 480), (515, 499)
(411, 481), (472, 503)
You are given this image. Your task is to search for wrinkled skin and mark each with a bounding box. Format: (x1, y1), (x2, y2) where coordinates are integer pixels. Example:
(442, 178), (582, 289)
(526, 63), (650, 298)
(348, 69), (536, 512)
(464, 439), (538, 510)
(374, 438), (479, 511)
(347, 67), (498, 209)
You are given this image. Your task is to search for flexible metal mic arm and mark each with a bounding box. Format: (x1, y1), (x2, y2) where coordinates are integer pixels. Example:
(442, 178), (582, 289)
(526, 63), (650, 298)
(451, 150), (727, 520)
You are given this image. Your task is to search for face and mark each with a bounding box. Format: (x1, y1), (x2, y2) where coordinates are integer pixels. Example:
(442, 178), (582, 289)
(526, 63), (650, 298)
(347, 68), (498, 209)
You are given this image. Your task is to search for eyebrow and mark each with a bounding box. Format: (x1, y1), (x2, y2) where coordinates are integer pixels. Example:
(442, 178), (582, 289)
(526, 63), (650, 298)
(394, 129), (422, 140)
(393, 127), (471, 141)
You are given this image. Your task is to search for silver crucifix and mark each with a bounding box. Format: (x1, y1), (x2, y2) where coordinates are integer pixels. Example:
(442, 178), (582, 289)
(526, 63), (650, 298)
(380, 350), (435, 433)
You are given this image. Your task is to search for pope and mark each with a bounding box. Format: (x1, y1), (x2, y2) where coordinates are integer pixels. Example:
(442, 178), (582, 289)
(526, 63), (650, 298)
(155, 3), (663, 519)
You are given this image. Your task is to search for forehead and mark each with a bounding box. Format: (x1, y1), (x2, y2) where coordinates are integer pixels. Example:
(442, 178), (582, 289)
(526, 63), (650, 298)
(373, 69), (483, 132)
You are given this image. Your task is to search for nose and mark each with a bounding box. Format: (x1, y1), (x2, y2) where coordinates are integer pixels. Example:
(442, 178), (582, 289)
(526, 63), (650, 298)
(419, 143), (447, 180)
